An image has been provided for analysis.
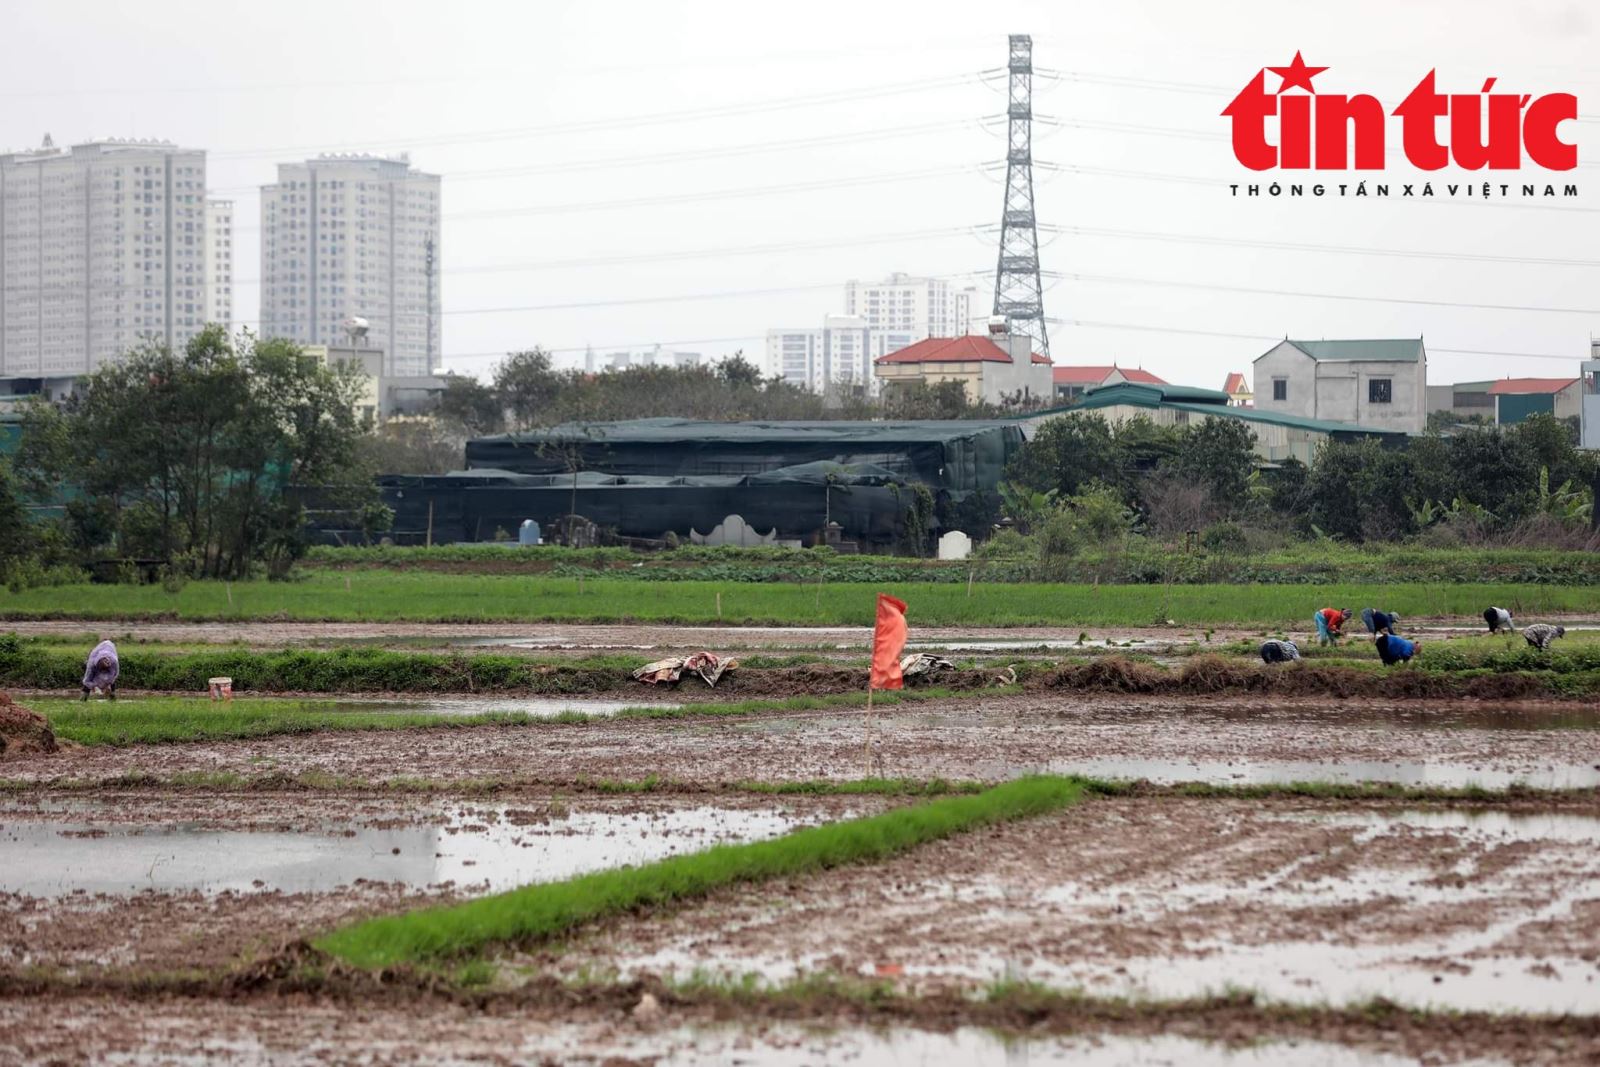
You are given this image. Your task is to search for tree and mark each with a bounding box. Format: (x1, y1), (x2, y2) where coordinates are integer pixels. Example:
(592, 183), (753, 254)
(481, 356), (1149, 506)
(1169, 419), (1257, 512)
(0, 457), (31, 570)
(436, 374), (505, 437)
(1444, 427), (1539, 522)
(493, 348), (562, 431)
(358, 419), (462, 476)
(18, 329), (374, 577)
(1004, 414), (1128, 500)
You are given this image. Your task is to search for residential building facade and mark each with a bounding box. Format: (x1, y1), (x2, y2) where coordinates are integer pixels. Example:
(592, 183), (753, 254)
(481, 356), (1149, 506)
(1252, 338), (1427, 433)
(260, 154), (441, 377)
(0, 136), (214, 384)
(768, 273), (979, 394)
(767, 314), (917, 395)
(873, 328), (1051, 406)
(843, 273), (975, 338)
(203, 199), (233, 332)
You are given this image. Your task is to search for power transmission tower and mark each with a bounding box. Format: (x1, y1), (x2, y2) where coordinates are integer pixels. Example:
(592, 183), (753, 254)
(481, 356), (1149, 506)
(991, 34), (1050, 359)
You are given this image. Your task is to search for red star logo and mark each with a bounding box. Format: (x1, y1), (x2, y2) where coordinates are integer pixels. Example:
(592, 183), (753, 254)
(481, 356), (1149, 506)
(1267, 51), (1327, 94)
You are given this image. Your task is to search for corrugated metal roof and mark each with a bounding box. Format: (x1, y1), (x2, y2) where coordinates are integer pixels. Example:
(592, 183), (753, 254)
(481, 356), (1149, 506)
(1043, 382), (1409, 436)
(1486, 377), (1579, 395)
(1281, 338), (1425, 363)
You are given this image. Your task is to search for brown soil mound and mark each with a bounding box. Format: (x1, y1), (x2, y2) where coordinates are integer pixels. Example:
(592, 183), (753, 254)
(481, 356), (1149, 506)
(0, 690), (57, 757)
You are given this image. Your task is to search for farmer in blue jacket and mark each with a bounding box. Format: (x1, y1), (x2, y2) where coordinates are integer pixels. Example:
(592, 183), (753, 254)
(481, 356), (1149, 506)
(1375, 633), (1419, 666)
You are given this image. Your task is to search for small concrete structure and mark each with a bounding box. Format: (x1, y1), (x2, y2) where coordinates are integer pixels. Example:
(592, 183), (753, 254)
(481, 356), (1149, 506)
(691, 514), (780, 547)
(937, 530), (973, 560)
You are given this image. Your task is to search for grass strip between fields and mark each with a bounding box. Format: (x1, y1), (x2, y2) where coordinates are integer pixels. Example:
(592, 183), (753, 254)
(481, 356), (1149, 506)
(314, 775), (1084, 969)
(31, 688), (966, 746)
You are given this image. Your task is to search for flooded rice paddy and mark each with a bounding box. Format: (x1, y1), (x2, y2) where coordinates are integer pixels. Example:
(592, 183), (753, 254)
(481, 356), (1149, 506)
(0, 799), (821, 898)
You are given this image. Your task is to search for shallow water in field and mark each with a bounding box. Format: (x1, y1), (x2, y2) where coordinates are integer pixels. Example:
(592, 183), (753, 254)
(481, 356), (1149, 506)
(1027, 756), (1600, 789)
(0, 802), (813, 899)
(552, 1027), (1441, 1066)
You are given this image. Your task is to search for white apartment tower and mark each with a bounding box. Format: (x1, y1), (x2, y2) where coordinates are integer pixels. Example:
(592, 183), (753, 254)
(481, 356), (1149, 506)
(765, 314), (914, 395)
(260, 154), (441, 376)
(844, 273), (975, 338)
(203, 199), (233, 331)
(0, 136), (213, 381)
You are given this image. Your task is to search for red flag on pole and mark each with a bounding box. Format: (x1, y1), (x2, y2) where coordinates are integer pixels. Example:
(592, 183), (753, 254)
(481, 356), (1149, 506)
(870, 593), (908, 691)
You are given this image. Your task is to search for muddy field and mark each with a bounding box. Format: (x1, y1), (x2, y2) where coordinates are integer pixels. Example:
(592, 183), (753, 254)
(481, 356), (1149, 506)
(10, 694), (1600, 789)
(4, 619), (1599, 1064)
(529, 795), (1600, 1014)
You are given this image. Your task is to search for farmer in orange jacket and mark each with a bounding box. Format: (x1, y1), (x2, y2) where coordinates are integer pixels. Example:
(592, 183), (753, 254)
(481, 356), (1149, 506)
(1314, 607), (1352, 646)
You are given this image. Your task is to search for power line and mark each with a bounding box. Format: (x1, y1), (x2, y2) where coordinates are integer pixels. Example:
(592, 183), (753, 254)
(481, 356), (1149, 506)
(1055, 317), (1582, 362)
(207, 73), (981, 161)
(442, 334), (770, 365)
(205, 119), (981, 196)
(233, 270), (990, 323)
(225, 164), (993, 233)
(0, 226), (992, 297)
(1057, 224), (1600, 268)
(1062, 270), (1600, 316)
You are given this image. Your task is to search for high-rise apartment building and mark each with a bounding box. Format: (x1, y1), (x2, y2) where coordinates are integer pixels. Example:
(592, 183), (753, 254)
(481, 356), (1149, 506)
(768, 273), (979, 394)
(0, 136), (213, 382)
(766, 314), (916, 394)
(203, 199), (233, 332)
(843, 273), (975, 338)
(260, 154), (441, 376)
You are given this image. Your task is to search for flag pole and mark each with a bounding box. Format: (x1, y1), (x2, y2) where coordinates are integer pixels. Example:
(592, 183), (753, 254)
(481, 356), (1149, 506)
(864, 681), (875, 777)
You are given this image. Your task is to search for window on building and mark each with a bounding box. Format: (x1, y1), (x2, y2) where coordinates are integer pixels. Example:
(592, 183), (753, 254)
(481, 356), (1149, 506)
(1272, 378), (1287, 401)
(1368, 378), (1392, 404)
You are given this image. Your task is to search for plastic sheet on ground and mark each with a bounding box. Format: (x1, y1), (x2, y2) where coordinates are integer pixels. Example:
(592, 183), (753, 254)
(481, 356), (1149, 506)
(632, 651), (739, 688)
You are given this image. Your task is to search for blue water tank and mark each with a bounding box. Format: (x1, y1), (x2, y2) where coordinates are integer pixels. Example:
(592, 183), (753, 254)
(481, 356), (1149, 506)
(518, 519), (541, 546)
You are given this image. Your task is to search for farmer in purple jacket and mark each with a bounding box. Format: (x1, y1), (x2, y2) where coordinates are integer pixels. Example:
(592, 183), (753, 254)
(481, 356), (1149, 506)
(81, 639), (119, 701)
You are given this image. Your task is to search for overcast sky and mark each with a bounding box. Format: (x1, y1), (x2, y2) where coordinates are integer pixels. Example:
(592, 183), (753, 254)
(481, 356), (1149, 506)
(3, 0), (1597, 389)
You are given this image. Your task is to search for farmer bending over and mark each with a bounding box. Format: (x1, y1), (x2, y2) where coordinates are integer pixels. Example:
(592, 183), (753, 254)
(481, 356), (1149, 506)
(1361, 608), (1400, 635)
(1260, 639), (1300, 664)
(1523, 624), (1565, 652)
(81, 639), (119, 701)
(1484, 606), (1514, 634)
(1375, 633), (1419, 666)
(1314, 607), (1352, 646)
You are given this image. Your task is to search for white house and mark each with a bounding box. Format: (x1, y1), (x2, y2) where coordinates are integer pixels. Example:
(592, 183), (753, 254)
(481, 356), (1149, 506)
(1252, 338), (1427, 433)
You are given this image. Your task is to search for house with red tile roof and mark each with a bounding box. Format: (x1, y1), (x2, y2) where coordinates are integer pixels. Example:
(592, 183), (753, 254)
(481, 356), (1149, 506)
(874, 329), (1052, 406)
(1222, 372), (1252, 407)
(1050, 364), (1169, 401)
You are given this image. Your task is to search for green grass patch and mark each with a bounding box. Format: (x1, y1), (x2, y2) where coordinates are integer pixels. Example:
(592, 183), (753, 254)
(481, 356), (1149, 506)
(4, 572), (1598, 627)
(306, 542), (1600, 587)
(316, 775), (1084, 969)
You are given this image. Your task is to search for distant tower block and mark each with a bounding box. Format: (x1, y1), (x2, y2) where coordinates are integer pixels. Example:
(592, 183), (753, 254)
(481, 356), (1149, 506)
(991, 34), (1050, 360)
